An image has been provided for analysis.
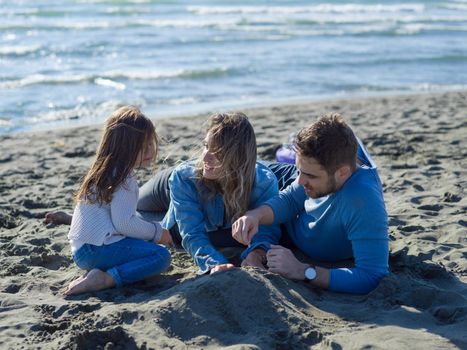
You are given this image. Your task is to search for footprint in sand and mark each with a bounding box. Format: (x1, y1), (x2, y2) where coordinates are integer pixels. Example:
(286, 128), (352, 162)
(418, 204), (443, 212)
(65, 327), (138, 349)
(0, 212), (19, 229)
(2, 284), (21, 294)
(407, 286), (467, 324)
(399, 225), (424, 233)
(29, 250), (71, 270)
(21, 198), (53, 210)
(443, 192), (462, 203)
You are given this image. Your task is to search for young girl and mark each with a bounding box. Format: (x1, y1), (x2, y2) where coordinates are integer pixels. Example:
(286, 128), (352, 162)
(63, 106), (172, 296)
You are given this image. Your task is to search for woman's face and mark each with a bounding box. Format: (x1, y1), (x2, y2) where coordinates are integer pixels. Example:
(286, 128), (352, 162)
(202, 131), (223, 180)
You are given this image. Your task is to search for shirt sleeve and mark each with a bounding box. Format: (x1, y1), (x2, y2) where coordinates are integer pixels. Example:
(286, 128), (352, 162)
(241, 167), (282, 258)
(328, 187), (389, 294)
(168, 169), (228, 274)
(264, 179), (307, 224)
(110, 175), (161, 242)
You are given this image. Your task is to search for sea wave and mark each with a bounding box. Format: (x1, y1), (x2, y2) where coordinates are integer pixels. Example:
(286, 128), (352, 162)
(21, 100), (122, 126)
(187, 4), (426, 15)
(441, 4), (467, 10)
(2, 14), (467, 33)
(0, 67), (233, 89)
(0, 45), (41, 56)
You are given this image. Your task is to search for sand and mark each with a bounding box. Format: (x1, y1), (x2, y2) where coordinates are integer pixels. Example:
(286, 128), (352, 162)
(0, 91), (466, 349)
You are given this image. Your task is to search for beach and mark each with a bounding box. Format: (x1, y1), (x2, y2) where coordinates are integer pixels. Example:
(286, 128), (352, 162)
(0, 91), (466, 349)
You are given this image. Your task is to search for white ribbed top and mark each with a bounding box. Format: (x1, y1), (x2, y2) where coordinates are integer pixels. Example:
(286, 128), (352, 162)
(68, 173), (161, 253)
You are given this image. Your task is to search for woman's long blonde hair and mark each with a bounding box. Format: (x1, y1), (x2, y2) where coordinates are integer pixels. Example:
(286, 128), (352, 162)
(196, 112), (257, 223)
(76, 105), (158, 204)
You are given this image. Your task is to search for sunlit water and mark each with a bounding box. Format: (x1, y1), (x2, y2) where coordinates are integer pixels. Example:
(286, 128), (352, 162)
(1, 0), (467, 133)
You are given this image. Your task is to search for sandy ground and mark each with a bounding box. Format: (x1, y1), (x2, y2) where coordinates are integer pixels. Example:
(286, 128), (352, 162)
(0, 91), (466, 349)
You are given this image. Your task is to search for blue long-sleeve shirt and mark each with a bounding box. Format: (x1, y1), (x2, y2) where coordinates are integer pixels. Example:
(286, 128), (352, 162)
(265, 141), (389, 294)
(162, 161), (281, 273)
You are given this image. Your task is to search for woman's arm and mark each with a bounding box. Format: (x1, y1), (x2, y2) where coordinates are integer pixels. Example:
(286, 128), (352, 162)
(169, 167), (229, 273)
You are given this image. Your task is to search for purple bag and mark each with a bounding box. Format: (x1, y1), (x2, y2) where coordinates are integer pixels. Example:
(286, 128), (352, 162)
(275, 132), (297, 164)
(275, 145), (296, 164)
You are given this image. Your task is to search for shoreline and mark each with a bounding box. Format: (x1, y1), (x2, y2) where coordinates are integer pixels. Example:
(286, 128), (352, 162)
(3, 88), (467, 137)
(0, 90), (466, 349)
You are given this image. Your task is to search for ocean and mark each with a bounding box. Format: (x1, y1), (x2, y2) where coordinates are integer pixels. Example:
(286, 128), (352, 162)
(1, 0), (467, 134)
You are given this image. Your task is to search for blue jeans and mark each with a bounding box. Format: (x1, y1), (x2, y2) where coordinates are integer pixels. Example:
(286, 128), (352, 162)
(73, 238), (171, 288)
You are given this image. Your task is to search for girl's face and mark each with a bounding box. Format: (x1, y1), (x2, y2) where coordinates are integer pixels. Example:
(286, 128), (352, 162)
(135, 140), (156, 168)
(202, 131), (223, 180)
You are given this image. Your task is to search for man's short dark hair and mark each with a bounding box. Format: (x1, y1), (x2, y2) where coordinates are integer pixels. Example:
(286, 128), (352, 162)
(294, 113), (358, 174)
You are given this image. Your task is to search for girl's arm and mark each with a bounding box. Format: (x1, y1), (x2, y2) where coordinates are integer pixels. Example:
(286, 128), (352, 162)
(110, 176), (161, 242)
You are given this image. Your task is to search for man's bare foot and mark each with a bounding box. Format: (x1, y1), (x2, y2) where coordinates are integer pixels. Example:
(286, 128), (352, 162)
(63, 269), (116, 296)
(44, 211), (72, 225)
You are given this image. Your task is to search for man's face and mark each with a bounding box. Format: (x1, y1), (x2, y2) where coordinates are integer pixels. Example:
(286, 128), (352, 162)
(296, 154), (338, 198)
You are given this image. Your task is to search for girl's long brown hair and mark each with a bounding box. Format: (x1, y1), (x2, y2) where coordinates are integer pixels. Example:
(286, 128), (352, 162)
(75, 106), (157, 204)
(196, 112), (257, 223)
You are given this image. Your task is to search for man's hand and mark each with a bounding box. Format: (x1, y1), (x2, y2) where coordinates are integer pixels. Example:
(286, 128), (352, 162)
(210, 263), (236, 274)
(241, 249), (267, 269)
(232, 212), (260, 245)
(266, 245), (307, 280)
(157, 228), (174, 246)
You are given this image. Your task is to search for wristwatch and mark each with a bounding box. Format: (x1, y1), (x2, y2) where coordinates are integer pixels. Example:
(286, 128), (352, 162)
(304, 266), (317, 282)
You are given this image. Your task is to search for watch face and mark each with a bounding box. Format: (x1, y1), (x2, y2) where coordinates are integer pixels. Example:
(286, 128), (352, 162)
(305, 267), (317, 281)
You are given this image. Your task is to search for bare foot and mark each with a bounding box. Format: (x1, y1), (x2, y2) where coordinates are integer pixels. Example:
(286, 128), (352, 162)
(44, 211), (72, 225)
(60, 271), (89, 294)
(63, 269), (115, 296)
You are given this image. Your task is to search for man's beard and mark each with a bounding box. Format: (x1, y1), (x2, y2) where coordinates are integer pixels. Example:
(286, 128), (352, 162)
(307, 176), (338, 199)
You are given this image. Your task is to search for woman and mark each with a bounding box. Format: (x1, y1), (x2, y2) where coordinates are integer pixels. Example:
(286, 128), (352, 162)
(137, 112), (283, 274)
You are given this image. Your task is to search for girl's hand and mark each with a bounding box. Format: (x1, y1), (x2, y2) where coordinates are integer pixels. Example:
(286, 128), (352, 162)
(158, 228), (173, 246)
(210, 263), (236, 274)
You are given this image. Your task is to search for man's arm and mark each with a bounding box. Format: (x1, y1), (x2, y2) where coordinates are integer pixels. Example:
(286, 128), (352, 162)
(233, 179), (307, 245)
(232, 204), (274, 245)
(266, 245), (330, 288)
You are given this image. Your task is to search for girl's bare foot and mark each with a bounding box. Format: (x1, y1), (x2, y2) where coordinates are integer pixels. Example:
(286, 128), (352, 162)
(60, 272), (88, 294)
(63, 269), (115, 296)
(44, 211), (72, 225)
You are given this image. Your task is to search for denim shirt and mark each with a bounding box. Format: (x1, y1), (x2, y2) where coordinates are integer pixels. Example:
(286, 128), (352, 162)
(161, 160), (281, 273)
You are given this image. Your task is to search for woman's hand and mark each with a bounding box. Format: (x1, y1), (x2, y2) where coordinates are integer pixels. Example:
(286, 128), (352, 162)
(158, 228), (174, 246)
(210, 263), (236, 274)
(241, 249), (267, 269)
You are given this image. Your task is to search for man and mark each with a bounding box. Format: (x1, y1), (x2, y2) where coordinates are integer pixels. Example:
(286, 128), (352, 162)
(232, 113), (389, 294)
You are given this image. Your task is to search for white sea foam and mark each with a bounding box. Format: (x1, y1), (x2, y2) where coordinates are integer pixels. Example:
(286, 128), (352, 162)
(187, 4), (425, 15)
(166, 97), (198, 105)
(409, 83), (467, 91)
(0, 67), (232, 89)
(0, 74), (87, 89)
(0, 119), (13, 127)
(94, 78), (126, 90)
(442, 4), (467, 10)
(0, 45), (41, 56)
